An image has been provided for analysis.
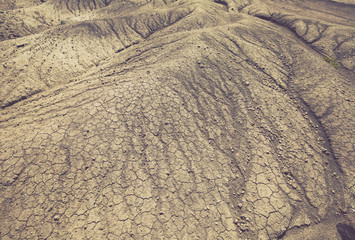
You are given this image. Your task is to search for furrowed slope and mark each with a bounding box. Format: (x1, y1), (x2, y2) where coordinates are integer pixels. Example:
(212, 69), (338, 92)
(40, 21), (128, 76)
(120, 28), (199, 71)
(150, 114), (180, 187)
(0, 0), (354, 239)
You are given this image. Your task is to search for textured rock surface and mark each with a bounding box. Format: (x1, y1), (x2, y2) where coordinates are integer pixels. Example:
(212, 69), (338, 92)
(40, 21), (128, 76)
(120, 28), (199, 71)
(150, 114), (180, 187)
(0, 0), (354, 239)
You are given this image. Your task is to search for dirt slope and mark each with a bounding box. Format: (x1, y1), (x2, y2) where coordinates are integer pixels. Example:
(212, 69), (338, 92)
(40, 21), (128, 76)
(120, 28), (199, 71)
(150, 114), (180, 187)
(0, 0), (354, 239)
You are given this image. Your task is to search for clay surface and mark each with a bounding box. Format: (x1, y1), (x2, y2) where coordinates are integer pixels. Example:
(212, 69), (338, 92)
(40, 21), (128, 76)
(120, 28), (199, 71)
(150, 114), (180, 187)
(0, 0), (354, 239)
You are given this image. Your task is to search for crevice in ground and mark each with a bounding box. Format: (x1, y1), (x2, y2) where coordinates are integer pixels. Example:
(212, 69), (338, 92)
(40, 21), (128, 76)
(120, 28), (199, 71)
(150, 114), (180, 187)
(0, 90), (43, 110)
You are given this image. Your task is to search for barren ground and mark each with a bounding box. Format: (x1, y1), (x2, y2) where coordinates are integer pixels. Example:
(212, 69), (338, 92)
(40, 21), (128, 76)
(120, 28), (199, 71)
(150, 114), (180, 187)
(0, 0), (354, 239)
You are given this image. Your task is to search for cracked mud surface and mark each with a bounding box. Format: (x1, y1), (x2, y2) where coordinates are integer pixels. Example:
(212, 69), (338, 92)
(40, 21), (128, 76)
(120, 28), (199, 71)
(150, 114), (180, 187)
(0, 0), (354, 239)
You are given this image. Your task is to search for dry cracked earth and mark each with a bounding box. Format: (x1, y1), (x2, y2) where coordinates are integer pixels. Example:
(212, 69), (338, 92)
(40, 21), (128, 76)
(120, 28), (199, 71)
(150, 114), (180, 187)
(1, 0), (355, 239)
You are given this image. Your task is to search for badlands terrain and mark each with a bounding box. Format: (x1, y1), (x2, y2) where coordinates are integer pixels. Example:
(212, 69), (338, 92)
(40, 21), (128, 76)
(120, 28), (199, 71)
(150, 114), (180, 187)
(0, 0), (355, 239)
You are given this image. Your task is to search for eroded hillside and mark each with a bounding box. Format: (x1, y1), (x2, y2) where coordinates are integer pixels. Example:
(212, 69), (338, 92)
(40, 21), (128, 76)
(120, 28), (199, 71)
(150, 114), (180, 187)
(0, 0), (354, 239)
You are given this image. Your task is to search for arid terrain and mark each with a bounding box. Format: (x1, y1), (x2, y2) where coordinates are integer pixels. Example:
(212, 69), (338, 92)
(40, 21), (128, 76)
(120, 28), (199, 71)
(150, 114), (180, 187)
(0, 0), (354, 239)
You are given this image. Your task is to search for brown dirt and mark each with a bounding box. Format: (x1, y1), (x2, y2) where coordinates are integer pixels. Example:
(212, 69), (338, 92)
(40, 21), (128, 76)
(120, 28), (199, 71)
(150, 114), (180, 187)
(0, 0), (354, 239)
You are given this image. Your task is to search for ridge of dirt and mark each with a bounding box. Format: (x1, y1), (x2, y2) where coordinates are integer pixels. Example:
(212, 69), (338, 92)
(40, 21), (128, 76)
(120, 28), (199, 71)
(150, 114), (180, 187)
(0, 0), (354, 239)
